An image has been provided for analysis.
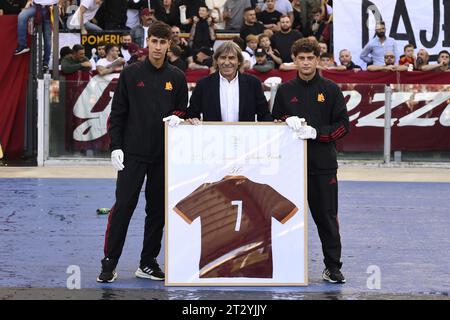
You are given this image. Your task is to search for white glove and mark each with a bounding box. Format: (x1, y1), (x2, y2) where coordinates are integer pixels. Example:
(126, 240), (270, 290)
(163, 115), (184, 127)
(296, 125), (317, 140)
(285, 116), (305, 131)
(111, 149), (124, 171)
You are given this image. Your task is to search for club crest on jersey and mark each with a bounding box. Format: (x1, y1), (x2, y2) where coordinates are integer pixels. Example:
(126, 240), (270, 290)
(317, 93), (325, 102)
(165, 81), (173, 91)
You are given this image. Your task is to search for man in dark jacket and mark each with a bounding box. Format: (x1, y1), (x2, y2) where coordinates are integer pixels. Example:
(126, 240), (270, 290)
(272, 38), (349, 284)
(61, 44), (92, 74)
(97, 21), (188, 283)
(186, 41), (272, 123)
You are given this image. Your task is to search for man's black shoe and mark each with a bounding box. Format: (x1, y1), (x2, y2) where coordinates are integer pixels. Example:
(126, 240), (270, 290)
(96, 258), (117, 283)
(135, 258), (165, 280)
(322, 268), (346, 283)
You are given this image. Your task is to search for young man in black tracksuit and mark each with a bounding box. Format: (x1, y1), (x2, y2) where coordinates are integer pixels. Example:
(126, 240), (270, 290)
(97, 21), (188, 283)
(272, 38), (349, 283)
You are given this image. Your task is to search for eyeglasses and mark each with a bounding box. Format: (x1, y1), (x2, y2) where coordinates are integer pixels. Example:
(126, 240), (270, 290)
(385, 55), (395, 58)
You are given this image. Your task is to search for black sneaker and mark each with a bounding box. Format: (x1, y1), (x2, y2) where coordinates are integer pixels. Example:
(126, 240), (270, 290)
(135, 258), (165, 280)
(42, 64), (49, 73)
(96, 258), (117, 283)
(14, 46), (30, 55)
(322, 268), (346, 283)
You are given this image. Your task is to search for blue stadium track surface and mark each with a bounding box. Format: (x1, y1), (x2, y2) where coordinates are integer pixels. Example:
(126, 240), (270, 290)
(0, 178), (449, 300)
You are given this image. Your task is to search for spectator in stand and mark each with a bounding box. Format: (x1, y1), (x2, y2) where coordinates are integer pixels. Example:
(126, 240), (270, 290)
(120, 33), (134, 62)
(232, 35), (246, 51)
(399, 44), (415, 70)
(60, 46), (73, 60)
(179, 0), (206, 32)
(59, 46), (73, 69)
(299, 0), (320, 34)
(367, 51), (407, 72)
(89, 41), (107, 70)
(223, 0), (251, 32)
(61, 44), (92, 74)
(187, 46), (214, 70)
(101, 0), (128, 30)
(291, 0), (306, 34)
(171, 25), (191, 61)
(126, 0), (148, 29)
(436, 50), (450, 71)
(321, 0), (333, 24)
(259, 0), (293, 22)
(415, 48), (433, 71)
(335, 49), (361, 71)
(309, 8), (326, 41)
(154, 0), (181, 27)
(242, 34), (258, 70)
(14, 0), (60, 73)
(189, 5), (216, 53)
(125, 43), (142, 64)
(136, 47), (149, 62)
(318, 41), (328, 55)
(69, 0), (103, 34)
(270, 15), (303, 63)
(360, 21), (397, 66)
(131, 8), (156, 48)
(258, 33), (282, 66)
(240, 7), (265, 42)
(256, 0), (282, 33)
(168, 44), (188, 71)
(318, 52), (336, 69)
(96, 43), (126, 75)
(253, 47), (274, 73)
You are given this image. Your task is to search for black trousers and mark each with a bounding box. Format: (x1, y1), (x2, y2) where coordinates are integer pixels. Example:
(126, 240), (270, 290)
(308, 173), (343, 271)
(103, 157), (165, 268)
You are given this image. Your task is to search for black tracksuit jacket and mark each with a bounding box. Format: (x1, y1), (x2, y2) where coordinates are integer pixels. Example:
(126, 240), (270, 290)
(272, 72), (349, 174)
(109, 59), (188, 163)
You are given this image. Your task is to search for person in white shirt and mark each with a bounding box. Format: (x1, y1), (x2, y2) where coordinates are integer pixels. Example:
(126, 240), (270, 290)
(120, 33), (133, 62)
(14, 0), (61, 72)
(74, 0), (103, 34)
(96, 43), (126, 76)
(186, 41), (272, 123)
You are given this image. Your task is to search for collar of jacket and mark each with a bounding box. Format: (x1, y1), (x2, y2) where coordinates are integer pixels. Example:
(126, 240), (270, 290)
(295, 70), (321, 86)
(145, 57), (169, 72)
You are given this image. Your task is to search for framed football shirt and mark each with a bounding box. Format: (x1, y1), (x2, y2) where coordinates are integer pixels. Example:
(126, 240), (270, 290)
(166, 123), (308, 285)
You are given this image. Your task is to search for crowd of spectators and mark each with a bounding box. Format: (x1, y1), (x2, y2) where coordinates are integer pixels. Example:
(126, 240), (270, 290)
(2, 0), (449, 76)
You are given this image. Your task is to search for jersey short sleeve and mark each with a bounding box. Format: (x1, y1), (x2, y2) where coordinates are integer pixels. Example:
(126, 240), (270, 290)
(259, 184), (298, 224)
(173, 183), (211, 224)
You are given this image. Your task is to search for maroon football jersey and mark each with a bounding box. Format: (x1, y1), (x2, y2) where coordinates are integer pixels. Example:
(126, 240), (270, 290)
(174, 175), (298, 278)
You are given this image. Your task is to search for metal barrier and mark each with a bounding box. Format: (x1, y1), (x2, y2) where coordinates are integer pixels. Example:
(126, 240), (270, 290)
(36, 75), (450, 166)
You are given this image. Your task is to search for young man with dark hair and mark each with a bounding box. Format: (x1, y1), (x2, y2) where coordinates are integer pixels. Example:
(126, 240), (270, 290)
(239, 7), (265, 42)
(437, 50), (450, 71)
(98, 21), (188, 283)
(96, 44), (126, 75)
(61, 44), (92, 74)
(270, 14), (303, 63)
(256, 0), (282, 32)
(272, 38), (349, 284)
